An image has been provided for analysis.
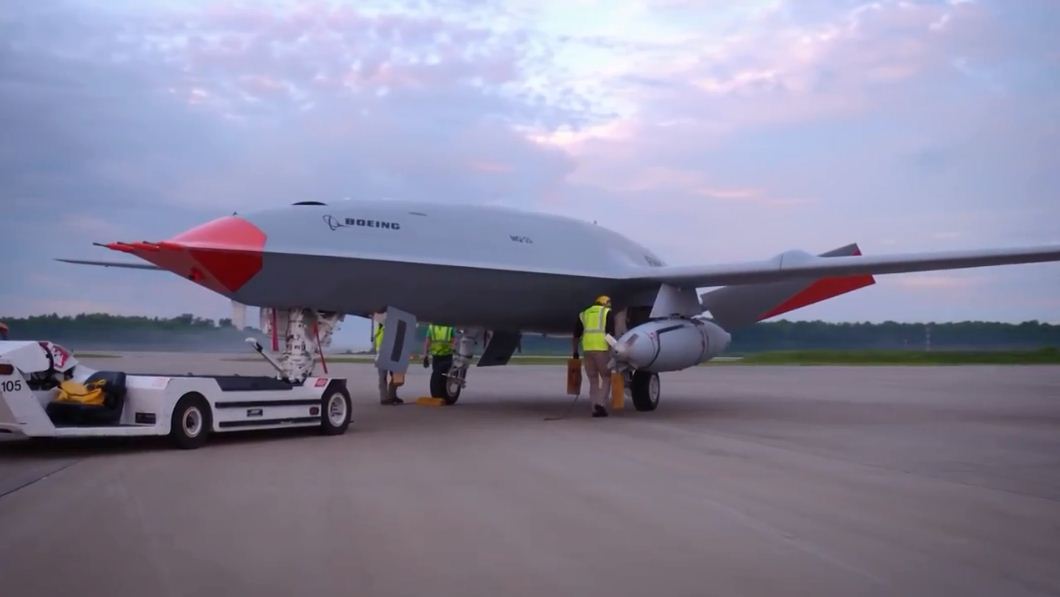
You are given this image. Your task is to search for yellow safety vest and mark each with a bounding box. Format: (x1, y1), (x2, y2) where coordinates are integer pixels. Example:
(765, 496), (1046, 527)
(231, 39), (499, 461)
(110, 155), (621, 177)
(427, 325), (454, 356)
(579, 305), (611, 352)
(373, 324), (384, 352)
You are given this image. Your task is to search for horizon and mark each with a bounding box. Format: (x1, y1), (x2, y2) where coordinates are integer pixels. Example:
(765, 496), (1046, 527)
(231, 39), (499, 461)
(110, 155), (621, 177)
(6, 311), (1060, 326)
(4, 311), (1057, 353)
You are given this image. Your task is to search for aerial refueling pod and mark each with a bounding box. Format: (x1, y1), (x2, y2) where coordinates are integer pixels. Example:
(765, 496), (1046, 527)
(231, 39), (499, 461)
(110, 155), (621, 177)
(612, 318), (731, 372)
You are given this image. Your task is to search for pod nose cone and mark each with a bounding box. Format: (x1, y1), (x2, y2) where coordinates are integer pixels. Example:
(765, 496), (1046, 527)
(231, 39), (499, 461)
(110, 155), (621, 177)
(106, 216), (267, 294)
(614, 330), (659, 370)
(705, 322), (731, 355)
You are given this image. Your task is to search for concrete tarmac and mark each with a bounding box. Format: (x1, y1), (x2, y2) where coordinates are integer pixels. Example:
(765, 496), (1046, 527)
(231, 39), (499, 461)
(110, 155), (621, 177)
(2, 353), (1059, 596)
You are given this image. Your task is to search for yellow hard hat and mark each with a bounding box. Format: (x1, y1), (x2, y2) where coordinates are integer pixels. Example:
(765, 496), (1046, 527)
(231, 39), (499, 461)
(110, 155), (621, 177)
(595, 295), (611, 306)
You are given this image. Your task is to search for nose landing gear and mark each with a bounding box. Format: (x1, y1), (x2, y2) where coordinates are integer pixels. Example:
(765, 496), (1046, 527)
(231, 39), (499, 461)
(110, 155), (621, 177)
(438, 328), (483, 405)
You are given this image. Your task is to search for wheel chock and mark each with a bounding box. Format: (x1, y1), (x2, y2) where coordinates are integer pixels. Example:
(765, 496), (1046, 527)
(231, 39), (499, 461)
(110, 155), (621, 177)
(415, 397), (447, 407)
(610, 372), (625, 410)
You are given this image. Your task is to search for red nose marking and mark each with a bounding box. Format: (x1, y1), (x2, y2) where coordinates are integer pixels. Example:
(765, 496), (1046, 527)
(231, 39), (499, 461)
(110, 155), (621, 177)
(107, 216), (266, 294)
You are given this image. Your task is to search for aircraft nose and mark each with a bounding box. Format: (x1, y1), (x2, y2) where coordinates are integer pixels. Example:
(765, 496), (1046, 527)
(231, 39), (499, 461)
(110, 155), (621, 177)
(106, 216), (267, 294)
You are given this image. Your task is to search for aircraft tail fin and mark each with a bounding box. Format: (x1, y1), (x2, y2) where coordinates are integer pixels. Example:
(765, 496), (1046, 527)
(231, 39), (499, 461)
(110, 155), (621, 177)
(700, 244), (875, 330)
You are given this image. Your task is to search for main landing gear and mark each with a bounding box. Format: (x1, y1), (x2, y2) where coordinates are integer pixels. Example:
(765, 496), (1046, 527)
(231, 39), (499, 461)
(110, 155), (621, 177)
(628, 370), (661, 412)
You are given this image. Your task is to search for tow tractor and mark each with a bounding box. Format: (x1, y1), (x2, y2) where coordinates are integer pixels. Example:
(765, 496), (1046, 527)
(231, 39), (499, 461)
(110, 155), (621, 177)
(0, 340), (352, 449)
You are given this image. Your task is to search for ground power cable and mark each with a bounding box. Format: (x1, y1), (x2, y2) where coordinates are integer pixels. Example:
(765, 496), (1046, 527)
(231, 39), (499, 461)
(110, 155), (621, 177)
(544, 390), (581, 421)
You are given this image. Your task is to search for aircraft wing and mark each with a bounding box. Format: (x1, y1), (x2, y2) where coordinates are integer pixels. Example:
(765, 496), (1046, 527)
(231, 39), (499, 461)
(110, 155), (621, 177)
(634, 245), (1060, 288)
(56, 258), (161, 270)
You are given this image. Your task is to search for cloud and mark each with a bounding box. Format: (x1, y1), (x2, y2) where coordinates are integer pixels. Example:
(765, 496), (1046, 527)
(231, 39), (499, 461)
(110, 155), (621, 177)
(891, 274), (982, 290)
(59, 214), (124, 239)
(1, 0), (1058, 327)
(0, 2), (583, 215)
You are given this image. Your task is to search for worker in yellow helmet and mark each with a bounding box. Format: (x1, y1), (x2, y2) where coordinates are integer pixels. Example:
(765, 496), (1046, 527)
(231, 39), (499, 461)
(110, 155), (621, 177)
(374, 319), (403, 405)
(573, 295), (615, 418)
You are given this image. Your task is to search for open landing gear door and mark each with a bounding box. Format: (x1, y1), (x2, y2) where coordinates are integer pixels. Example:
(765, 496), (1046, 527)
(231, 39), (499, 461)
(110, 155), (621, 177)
(477, 331), (521, 367)
(375, 307), (417, 375)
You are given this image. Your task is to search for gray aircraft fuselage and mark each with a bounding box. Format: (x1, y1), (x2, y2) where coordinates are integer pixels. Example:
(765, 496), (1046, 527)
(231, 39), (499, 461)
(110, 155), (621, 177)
(111, 200), (667, 332)
(93, 199), (1060, 335)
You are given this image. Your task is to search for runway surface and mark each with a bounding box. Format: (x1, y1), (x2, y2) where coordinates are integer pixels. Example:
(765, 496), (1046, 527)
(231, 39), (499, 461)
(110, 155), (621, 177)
(2, 353), (1059, 596)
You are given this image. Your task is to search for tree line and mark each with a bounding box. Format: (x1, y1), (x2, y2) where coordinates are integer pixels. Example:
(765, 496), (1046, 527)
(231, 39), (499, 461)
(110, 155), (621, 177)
(2, 314), (1057, 353)
(726, 320), (1060, 352)
(0, 313), (253, 350)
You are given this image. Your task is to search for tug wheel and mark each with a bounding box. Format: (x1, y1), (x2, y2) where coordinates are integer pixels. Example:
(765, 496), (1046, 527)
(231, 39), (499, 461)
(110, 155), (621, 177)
(171, 393), (211, 449)
(321, 388), (352, 435)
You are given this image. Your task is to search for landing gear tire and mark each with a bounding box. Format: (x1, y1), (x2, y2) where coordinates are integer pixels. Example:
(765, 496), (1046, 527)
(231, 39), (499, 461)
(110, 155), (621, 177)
(432, 369), (462, 405)
(630, 371), (660, 412)
(320, 388), (352, 435)
(171, 393), (211, 449)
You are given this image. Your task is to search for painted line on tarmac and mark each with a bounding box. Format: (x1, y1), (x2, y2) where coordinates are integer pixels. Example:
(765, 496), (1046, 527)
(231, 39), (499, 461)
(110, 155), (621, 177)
(0, 458), (83, 500)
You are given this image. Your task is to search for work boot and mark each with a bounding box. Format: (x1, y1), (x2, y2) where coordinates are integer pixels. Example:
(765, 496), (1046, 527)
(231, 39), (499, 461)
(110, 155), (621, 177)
(592, 405), (608, 418)
(381, 397), (404, 406)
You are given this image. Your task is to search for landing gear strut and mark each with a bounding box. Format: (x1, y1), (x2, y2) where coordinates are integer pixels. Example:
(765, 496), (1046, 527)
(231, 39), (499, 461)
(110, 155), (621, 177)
(260, 308), (343, 383)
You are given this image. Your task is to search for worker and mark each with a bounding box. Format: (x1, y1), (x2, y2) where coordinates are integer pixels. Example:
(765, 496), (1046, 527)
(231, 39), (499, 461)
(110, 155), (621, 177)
(374, 319), (403, 405)
(422, 322), (455, 377)
(573, 295), (615, 418)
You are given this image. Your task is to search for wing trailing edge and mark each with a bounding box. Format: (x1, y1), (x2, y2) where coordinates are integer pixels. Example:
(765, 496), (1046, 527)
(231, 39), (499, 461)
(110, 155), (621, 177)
(700, 244), (875, 330)
(637, 244), (1060, 289)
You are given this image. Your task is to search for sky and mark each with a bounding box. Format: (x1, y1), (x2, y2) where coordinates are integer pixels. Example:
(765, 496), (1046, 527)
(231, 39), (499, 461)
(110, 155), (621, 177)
(2, 0), (1058, 347)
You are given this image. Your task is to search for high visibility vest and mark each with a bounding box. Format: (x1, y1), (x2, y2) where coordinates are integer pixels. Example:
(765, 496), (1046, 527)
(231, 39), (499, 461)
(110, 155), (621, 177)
(427, 325), (454, 356)
(373, 324), (384, 352)
(579, 305), (611, 352)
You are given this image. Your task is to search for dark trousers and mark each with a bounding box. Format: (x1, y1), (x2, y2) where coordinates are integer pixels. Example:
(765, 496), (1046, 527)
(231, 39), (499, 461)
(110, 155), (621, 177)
(431, 354), (453, 373)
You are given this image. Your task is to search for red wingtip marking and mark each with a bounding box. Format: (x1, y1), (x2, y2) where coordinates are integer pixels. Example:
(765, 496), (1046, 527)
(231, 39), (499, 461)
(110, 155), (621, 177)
(760, 275), (876, 320)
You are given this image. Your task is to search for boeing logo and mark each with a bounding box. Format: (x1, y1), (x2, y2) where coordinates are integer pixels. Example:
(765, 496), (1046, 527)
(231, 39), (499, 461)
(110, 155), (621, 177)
(324, 214), (401, 231)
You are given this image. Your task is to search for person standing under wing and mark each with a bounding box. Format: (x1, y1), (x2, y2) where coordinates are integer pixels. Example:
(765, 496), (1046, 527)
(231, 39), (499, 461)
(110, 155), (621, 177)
(374, 320), (403, 405)
(573, 296), (615, 418)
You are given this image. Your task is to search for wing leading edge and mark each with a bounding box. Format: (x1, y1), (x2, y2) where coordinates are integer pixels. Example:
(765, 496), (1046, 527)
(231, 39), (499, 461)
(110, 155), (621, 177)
(634, 245), (1060, 288)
